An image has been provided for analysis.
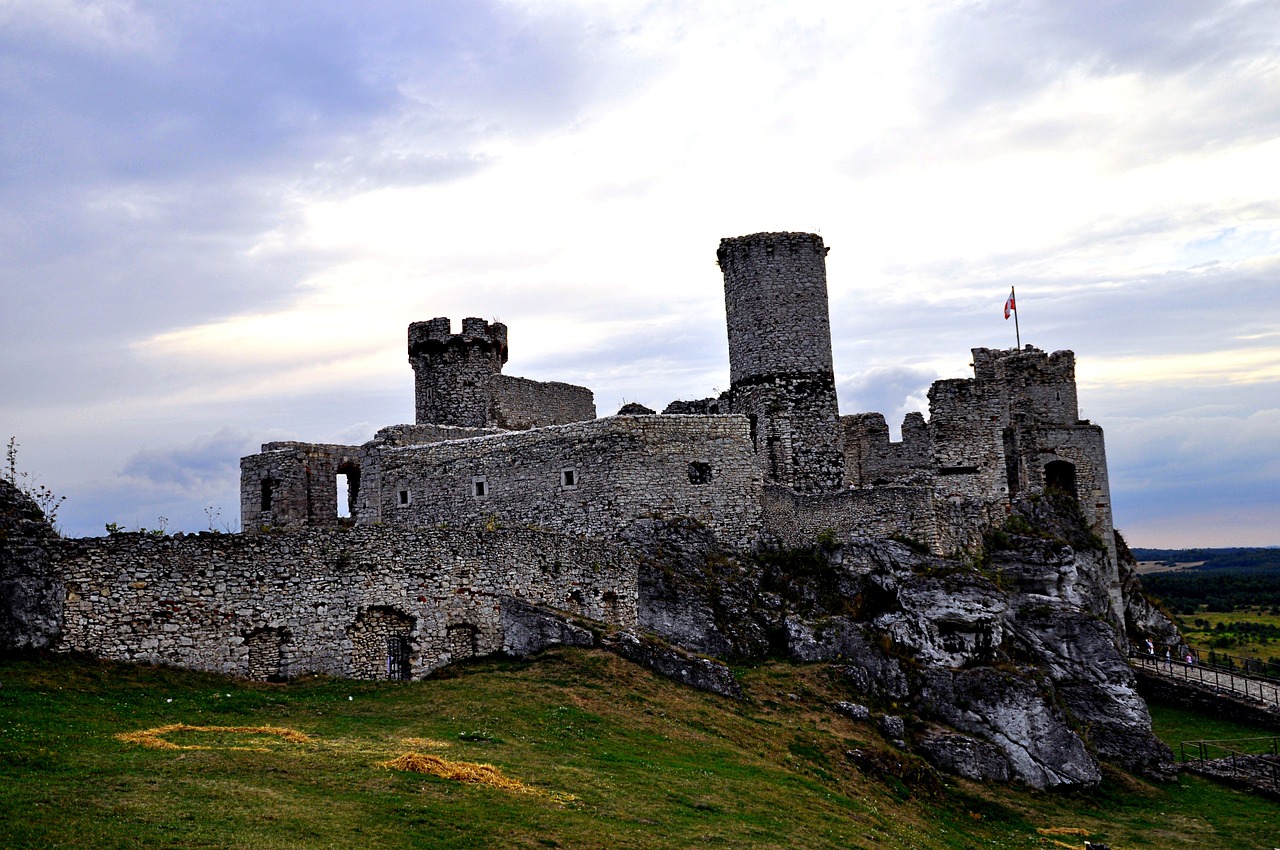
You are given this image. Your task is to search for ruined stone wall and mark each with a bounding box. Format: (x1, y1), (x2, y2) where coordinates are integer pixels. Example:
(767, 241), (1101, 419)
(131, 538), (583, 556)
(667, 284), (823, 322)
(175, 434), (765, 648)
(54, 526), (639, 681)
(240, 442), (363, 533)
(975, 347), (1079, 426)
(760, 484), (938, 549)
(926, 377), (1010, 503)
(374, 423), (504, 447)
(840, 412), (932, 487)
(369, 415), (763, 549)
(487, 374), (596, 430)
(718, 232), (843, 492)
(409, 317), (509, 428)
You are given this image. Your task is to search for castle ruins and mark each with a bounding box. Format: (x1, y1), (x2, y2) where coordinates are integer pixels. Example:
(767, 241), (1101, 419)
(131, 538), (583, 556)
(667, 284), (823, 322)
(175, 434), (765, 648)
(14, 232), (1122, 688)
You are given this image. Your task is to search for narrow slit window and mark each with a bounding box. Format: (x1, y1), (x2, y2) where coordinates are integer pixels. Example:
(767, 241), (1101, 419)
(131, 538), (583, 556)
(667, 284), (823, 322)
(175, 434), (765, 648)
(260, 479), (274, 512)
(398, 489), (411, 506)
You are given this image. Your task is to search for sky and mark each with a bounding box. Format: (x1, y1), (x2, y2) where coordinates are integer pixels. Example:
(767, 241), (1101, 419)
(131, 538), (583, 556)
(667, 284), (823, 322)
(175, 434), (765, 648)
(2, 0), (1278, 547)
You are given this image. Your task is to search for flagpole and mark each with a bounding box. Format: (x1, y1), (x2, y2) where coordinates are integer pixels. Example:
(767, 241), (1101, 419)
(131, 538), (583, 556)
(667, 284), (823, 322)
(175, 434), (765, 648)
(1011, 285), (1020, 349)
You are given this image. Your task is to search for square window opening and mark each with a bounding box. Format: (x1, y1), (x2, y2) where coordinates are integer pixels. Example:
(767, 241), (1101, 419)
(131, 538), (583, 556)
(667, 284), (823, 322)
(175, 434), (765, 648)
(561, 468), (577, 488)
(688, 462), (712, 485)
(398, 489), (411, 506)
(472, 477), (488, 498)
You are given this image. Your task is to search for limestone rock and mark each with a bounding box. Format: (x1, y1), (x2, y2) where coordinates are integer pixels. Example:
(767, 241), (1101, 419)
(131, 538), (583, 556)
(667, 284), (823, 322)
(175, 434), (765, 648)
(0, 480), (64, 650)
(916, 730), (1012, 782)
(500, 598), (596, 657)
(604, 629), (742, 700)
(920, 667), (1102, 789)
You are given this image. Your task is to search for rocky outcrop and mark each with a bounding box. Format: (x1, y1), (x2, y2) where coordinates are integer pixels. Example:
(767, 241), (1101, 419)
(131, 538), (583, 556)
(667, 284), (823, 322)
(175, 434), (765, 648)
(1, 480), (64, 650)
(501, 598), (596, 657)
(604, 630), (743, 700)
(626, 501), (1178, 790)
(498, 595), (743, 700)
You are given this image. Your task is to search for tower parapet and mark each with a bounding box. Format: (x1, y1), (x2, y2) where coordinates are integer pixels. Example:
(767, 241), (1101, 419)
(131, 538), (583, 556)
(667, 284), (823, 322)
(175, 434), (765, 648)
(408, 317), (509, 427)
(718, 232), (843, 492)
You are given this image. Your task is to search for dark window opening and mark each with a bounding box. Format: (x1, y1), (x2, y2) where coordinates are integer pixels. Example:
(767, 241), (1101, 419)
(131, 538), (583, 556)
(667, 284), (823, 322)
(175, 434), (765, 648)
(688, 462), (712, 484)
(385, 636), (410, 680)
(473, 478), (487, 498)
(260, 479), (274, 512)
(1044, 460), (1077, 499)
(561, 468), (577, 487)
(938, 466), (980, 476)
(398, 489), (410, 506)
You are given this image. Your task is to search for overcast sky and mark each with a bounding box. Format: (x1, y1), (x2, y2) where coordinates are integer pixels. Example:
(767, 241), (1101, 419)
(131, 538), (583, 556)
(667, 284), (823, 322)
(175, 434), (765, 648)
(2, 0), (1277, 547)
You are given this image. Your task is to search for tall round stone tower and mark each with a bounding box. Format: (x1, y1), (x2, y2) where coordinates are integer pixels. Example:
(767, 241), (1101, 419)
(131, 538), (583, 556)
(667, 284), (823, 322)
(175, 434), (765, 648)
(408, 317), (508, 427)
(718, 232), (843, 491)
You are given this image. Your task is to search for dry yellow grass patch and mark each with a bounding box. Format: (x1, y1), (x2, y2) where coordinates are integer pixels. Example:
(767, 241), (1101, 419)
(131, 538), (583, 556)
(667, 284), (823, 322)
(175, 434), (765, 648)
(115, 724), (313, 751)
(1036, 826), (1093, 848)
(381, 752), (575, 803)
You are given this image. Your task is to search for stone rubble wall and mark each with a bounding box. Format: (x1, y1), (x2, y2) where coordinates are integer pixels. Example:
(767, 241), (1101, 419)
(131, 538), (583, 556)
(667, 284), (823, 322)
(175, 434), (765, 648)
(374, 423), (505, 447)
(53, 525), (639, 681)
(240, 442), (363, 533)
(369, 414), (763, 550)
(487, 374), (596, 430)
(760, 483), (938, 549)
(840, 412), (932, 487)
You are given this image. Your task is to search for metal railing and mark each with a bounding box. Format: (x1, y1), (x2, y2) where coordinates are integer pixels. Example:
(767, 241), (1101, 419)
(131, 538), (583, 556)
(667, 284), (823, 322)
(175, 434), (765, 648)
(1179, 737), (1280, 793)
(1128, 646), (1280, 708)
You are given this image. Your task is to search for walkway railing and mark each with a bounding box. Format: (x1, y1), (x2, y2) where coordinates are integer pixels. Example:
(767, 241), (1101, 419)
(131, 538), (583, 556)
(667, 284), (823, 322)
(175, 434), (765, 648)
(1179, 737), (1280, 794)
(1128, 646), (1280, 709)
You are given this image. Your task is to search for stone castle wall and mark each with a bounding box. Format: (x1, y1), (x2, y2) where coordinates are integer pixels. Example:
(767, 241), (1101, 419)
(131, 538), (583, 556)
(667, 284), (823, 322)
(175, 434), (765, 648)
(840, 412), (932, 487)
(487, 374), (596, 430)
(409, 317), (595, 431)
(365, 414), (763, 549)
(240, 442), (363, 532)
(54, 525), (639, 680)
(761, 484), (938, 549)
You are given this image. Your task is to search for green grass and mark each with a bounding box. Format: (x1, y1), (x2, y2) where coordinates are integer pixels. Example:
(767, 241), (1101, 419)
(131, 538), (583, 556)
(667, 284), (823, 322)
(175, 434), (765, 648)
(1177, 606), (1280, 665)
(0, 650), (1276, 848)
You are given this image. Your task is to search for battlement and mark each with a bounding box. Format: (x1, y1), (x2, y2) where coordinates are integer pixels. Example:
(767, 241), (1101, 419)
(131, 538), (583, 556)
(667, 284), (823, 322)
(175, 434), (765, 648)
(408, 316), (509, 361)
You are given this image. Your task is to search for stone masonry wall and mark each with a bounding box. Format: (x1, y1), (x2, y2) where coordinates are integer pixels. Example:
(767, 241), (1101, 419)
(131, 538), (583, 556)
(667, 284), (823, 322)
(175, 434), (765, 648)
(487, 374), (596, 430)
(761, 484), (938, 549)
(54, 525), (639, 681)
(409, 317), (509, 428)
(841, 412), (932, 487)
(369, 415), (763, 549)
(718, 232), (843, 492)
(240, 442), (363, 533)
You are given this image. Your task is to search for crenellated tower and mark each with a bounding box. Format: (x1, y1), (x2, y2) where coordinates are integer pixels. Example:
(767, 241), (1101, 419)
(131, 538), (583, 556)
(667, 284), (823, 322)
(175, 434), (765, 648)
(408, 317), (509, 427)
(718, 232), (843, 491)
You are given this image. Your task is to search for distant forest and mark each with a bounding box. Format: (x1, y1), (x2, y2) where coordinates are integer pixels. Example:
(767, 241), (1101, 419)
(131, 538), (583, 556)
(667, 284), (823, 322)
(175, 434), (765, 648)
(1133, 547), (1280, 613)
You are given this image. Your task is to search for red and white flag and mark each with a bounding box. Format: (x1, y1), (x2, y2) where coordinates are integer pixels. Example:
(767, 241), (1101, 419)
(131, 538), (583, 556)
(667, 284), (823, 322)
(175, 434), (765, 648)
(1004, 291), (1016, 320)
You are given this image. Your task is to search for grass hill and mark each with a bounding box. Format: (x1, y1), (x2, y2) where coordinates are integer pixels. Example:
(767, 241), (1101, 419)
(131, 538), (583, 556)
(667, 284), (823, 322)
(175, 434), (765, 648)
(0, 649), (1273, 848)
